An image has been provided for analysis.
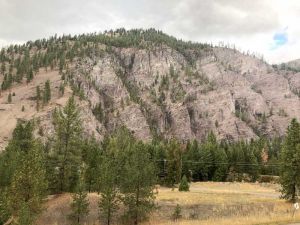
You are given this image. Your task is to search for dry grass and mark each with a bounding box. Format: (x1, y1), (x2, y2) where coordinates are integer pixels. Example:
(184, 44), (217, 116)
(36, 182), (300, 225)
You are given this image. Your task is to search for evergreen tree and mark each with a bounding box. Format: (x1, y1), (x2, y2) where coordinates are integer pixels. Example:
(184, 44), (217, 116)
(98, 139), (120, 225)
(0, 121), (35, 188)
(70, 175), (89, 224)
(212, 146), (228, 182)
(165, 139), (182, 187)
(1, 62), (5, 74)
(92, 103), (104, 123)
(183, 140), (202, 181)
(43, 80), (51, 104)
(280, 118), (300, 202)
(0, 188), (10, 224)
(36, 85), (41, 111)
(51, 96), (82, 192)
(59, 54), (65, 73)
(178, 175), (189, 192)
(82, 138), (101, 192)
(7, 92), (12, 103)
(7, 121), (47, 222)
(26, 68), (33, 83)
(59, 83), (65, 96)
(172, 204), (182, 221)
(244, 145), (259, 181)
(120, 141), (156, 225)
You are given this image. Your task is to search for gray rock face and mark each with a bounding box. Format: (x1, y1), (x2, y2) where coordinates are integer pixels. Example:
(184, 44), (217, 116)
(68, 45), (300, 142)
(1, 44), (300, 150)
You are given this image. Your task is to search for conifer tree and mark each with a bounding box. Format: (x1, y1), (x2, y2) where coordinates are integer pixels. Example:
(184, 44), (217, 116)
(165, 139), (182, 187)
(82, 138), (101, 192)
(1, 62), (5, 74)
(172, 204), (182, 221)
(8, 121), (47, 222)
(70, 175), (89, 224)
(0, 189), (9, 224)
(178, 175), (189, 192)
(98, 138), (120, 225)
(36, 86), (41, 111)
(7, 92), (12, 103)
(26, 68), (33, 83)
(120, 141), (156, 225)
(212, 146), (228, 182)
(59, 54), (65, 73)
(99, 143), (121, 225)
(43, 80), (51, 104)
(280, 118), (300, 202)
(52, 96), (82, 192)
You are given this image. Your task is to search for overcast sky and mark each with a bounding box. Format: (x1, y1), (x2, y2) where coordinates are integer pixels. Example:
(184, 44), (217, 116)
(0, 0), (299, 64)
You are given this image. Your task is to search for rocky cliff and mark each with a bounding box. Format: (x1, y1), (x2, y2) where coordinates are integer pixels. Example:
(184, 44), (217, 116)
(0, 29), (299, 149)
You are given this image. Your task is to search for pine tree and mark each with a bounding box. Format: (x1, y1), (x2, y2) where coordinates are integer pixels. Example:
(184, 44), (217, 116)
(59, 83), (65, 96)
(43, 80), (51, 104)
(172, 204), (182, 221)
(178, 175), (189, 192)
(59, 54), (65, 73)
(70, 176), (89, 224)
(36, 86), (41, 111)
(0, 121), (35, 188)
(0, 188), (10, 224)
(280, 118), (300, 202)
(1, 62), (5, 74)
(82, 138), (101, 192)
(165, 139), (182, 187)
(26, 68), (33, 83)
(212, 146), (228, 182)
(120, 141), (156, 225)
(52, 96), (82, 192)
(8, 121), (47, 222)
(244, 146), (259, 181)
(98, 140), (120, 225)
(7, 92), (12, 103)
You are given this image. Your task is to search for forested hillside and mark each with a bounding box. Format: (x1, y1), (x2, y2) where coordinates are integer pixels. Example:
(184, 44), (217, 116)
(0, 29), (300, 225)
(0, 29), (300, 151)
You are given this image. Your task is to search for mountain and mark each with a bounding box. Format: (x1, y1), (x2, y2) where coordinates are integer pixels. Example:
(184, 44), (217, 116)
(283, 59), (300, 72)
(0, 29), (300, 150)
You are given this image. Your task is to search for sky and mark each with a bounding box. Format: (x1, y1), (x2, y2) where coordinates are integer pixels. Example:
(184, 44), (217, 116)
(0, 0), (299, 64)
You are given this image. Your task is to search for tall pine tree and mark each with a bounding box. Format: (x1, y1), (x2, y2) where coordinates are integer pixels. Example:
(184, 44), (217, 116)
(98, 138), (120, 225)
(69, 173), (89, 224)
(51, 96), (82, 192)
(120, 141), (156, 225)
(280, 118), (300, 202)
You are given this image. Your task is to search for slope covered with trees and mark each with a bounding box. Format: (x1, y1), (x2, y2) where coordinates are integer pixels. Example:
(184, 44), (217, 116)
(0, 28), (300, 149)
(0, 28), (300, 224)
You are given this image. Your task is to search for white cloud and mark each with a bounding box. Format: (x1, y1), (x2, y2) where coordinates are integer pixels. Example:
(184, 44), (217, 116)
(0, 0), (299, 63)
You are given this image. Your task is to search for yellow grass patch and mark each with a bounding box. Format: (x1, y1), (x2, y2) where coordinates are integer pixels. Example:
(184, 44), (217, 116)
(37, 182), (300, 225)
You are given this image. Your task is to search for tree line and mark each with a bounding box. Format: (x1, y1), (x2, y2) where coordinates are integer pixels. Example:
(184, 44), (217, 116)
(0, 96), (299, 225)
(0, 28), (211, 93)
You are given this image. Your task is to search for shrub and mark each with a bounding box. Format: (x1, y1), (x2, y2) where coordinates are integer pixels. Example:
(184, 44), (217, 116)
(172, 204), (182, 221)
(178, 175), (189, 192)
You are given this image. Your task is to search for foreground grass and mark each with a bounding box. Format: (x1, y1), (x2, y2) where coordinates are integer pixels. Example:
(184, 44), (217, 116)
(37, 182), (300, 225)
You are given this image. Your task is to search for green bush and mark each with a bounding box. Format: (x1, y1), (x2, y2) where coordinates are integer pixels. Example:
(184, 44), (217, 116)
(178, 175), (189, 192)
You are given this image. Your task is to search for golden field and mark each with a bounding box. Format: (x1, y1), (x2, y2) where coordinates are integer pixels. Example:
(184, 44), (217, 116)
(37, 182), (300, 225)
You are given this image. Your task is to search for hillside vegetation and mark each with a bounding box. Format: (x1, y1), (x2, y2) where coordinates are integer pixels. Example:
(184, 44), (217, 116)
(0, 29), (300, 150)
(1, 29), (300, 225)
